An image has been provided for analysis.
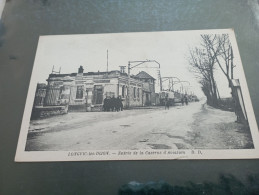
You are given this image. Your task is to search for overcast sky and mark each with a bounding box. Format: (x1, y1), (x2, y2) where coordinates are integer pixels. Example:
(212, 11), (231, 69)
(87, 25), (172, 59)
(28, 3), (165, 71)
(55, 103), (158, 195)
(32, 30), (242, 98)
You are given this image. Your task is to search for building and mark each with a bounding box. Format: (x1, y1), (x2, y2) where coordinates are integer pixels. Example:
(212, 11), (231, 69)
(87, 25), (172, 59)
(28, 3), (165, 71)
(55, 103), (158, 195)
(134, 71), (156, 106)
(34, 66), (154, 113)
(33, 83), (47, 107)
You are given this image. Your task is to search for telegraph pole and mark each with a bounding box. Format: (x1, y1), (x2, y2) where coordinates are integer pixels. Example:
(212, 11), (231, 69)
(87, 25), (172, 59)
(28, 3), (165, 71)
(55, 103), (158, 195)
(127, 61), (131, 108)
(107, 49), (109, 73)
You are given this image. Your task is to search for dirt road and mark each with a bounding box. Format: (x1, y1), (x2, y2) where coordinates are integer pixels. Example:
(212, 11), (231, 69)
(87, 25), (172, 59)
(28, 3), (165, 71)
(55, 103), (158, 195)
(25, 100), (254, 151)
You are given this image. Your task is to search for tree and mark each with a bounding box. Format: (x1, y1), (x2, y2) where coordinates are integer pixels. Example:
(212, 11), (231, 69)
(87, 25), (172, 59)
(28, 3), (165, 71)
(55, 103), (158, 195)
(189, 46), (219, 107)
(201, 34), (235, 88)
(188, 34), (235, 107)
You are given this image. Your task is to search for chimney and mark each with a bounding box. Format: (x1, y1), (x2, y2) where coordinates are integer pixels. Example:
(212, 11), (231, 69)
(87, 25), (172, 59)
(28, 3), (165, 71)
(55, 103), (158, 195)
(119, 66), (126, 73)
(78, 66), (84, 73)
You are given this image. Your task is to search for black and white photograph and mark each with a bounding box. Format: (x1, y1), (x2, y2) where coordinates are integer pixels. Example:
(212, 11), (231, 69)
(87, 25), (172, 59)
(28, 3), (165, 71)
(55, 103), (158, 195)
(15, 29), (259, 161)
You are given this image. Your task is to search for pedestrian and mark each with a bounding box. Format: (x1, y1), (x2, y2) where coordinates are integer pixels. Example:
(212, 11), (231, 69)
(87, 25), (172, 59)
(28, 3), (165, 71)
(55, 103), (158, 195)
(110, 95), (116, 111)
(184, 95), (188, 105)
(118, 96), (123, 111)
(103, 96), (108, 111)
(115, 97), (121, 112)
(181, 97), (184, 106)
(165, 96), (169, 110)
(166, 100), (170, 110)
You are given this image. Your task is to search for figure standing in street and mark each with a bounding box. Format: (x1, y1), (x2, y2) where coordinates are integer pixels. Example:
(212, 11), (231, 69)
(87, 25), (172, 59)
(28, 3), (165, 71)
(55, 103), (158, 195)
(118, 96), (123, 111)
(184, 95), (188, 105)
(110, 95), (116, 111)
(103, 96), (108, 111)
(165, 96), (170, 110)
(115, 96), (123, 112)
(181, 96), (184, 106)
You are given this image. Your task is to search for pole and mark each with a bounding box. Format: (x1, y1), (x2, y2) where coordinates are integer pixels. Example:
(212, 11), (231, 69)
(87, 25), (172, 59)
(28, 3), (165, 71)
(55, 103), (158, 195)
(171, 78), (174, 91)
(153, 61), (162, 92)
(127, 61), (130, 108)
(107, 49), (109, 73)
(160, 75), (162, 91)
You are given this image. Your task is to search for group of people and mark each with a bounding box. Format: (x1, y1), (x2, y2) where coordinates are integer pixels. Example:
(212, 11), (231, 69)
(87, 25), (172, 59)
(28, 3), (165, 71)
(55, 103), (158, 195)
(181, 95), (189, 106)
(103, 96), (123, 112)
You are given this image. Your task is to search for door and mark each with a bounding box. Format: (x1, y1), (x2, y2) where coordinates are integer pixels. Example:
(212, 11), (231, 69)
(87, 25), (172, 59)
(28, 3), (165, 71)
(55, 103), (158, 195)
(94, 85), (103, 104)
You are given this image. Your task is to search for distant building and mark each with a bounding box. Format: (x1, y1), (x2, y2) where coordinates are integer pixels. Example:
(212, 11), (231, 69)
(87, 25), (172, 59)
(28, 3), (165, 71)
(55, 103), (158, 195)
(134, 71), (156, 106)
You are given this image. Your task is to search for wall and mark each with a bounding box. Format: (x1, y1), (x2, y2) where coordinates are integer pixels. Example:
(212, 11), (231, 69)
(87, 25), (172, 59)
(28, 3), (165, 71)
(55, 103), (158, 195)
(31, 105), (68, 119)
(128, 84), (143, 107)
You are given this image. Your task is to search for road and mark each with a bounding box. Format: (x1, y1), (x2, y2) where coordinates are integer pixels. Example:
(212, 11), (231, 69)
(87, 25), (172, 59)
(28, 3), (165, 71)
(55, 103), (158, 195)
(25, 100), (254, 151)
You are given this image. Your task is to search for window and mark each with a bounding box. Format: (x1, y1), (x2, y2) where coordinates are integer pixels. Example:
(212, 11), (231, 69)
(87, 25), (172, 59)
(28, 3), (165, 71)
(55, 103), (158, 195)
(134, 87), (136, 98)
(137, 88), (140, 98)
(76, 86), (84, 99)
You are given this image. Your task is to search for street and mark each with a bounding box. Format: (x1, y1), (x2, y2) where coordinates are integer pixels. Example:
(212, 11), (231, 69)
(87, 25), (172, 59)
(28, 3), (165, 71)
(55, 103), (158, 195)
(25, 100), (254, 151)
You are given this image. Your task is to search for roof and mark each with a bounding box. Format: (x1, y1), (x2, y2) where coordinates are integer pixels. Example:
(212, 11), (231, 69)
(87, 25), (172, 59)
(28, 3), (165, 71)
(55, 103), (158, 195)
(48, 70), (128, 78)
(135, 71), (155, 80)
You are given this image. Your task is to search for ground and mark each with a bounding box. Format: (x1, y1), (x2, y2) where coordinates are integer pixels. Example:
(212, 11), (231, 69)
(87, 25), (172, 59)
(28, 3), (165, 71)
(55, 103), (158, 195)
(25, 100), (254, 151)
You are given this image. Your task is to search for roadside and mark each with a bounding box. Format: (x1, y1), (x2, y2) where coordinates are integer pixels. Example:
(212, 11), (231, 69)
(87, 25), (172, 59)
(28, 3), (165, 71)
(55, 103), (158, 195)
(188, 103), (254, 149)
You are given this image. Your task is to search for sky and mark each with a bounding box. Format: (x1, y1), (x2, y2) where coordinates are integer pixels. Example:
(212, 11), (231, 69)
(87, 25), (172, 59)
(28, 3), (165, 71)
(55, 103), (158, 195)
(32, 30), (242, 98)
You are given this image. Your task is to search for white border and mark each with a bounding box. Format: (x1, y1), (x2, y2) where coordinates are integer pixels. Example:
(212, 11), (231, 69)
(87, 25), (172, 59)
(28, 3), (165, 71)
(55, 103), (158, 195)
(15, 29), (259, 162)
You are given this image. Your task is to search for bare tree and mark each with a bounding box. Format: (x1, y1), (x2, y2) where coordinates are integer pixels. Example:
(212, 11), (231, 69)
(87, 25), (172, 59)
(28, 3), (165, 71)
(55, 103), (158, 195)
(201, 34), (235, 88)
(189, 46), (219, 107)
(188, 34), (235, 107)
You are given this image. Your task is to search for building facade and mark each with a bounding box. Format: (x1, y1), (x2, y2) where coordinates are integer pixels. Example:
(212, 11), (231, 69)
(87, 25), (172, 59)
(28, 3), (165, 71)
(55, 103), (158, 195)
(134, 71), (156, 106)
(34, 66), (150, 112)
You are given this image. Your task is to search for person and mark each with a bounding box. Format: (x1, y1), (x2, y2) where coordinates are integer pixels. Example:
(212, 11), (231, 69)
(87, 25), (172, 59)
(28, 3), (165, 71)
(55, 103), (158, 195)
(165, 96), (169, 110)
(110, 95), (116, 111)
(166, 100), (170, 110)
(114, 96), (123, 112)
(118, 96), (123, 111)
(184, 95), (188, 105)
(103, 96), (108, 111)
(103, 96), (111, 111)
(181, 97), (184, 106)
(115, 97), (120, 112)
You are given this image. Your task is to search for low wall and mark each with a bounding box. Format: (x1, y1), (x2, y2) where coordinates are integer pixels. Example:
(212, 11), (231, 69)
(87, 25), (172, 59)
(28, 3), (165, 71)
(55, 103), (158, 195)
(31, 106), (68, 119)
(68, 104), (87, 112)
(91, 105), (103, 112)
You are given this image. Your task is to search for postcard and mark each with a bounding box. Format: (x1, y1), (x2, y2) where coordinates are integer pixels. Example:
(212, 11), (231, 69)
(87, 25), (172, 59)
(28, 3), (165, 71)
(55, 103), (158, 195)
(15, 29), (259, 161)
